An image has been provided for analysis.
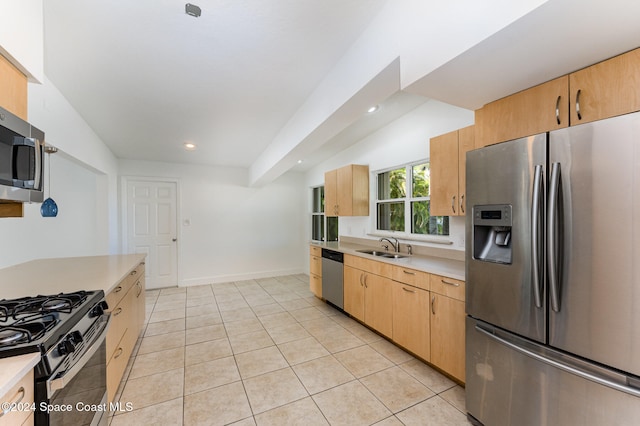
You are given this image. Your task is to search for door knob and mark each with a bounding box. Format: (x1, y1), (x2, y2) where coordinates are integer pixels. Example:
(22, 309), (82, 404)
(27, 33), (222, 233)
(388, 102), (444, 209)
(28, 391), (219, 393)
(172, 238), (177, 242)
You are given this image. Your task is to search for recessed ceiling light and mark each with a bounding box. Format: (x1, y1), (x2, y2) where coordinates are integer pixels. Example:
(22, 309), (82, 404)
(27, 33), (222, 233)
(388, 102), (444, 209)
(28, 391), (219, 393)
(297, 160), (303, 164)
(184, 142), (197, 151)
(367, 105), (379, 114)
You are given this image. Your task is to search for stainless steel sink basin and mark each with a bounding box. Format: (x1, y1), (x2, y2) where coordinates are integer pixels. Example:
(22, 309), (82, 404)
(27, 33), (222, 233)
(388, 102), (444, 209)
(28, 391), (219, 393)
(356, 249), (407, 259)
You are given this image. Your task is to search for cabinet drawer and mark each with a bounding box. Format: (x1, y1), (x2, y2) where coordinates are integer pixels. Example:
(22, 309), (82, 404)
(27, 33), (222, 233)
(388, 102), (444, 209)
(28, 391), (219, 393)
(309, 273), (322, 298)
(106, 283), (136, 362)
(310, 255), (322, 276)
(391, 266), (430, 291)
(106, 263), (145, 310)
(0, 369), (34, 426)
(430, 275), (465, 302)
(310, 245), (322, 257)
(344, 254), (392, 278)
(106, 329), (134, 403)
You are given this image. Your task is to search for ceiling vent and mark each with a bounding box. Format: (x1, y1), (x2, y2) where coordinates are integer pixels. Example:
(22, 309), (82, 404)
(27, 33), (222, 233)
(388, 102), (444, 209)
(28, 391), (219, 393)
(185, 3), (201, 17)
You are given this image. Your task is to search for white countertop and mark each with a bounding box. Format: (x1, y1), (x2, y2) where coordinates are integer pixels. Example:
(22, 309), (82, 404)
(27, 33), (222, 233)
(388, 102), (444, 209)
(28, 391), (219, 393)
(0, 254), (146, 300)
(0, 353), (39, 398)
(0, 254), (146, 396)
(311, 241), (465, 281)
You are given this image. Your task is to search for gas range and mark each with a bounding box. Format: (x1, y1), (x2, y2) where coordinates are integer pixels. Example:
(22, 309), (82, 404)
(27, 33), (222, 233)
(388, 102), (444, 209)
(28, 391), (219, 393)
(0, 290), (107, 377)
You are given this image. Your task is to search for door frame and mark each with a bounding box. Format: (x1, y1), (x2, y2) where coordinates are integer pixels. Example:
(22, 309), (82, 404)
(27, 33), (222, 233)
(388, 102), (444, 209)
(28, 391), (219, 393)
(120, 176), (181, 288)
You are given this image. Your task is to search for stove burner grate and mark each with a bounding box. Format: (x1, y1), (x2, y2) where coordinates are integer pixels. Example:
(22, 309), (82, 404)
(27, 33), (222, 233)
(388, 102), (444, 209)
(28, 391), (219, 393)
(0, 291), (89, 319)
(0, 313), (58, 348)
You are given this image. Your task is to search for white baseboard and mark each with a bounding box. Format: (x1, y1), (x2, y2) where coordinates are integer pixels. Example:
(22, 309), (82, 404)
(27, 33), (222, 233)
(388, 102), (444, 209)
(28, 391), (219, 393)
(180, 267), (305, 287)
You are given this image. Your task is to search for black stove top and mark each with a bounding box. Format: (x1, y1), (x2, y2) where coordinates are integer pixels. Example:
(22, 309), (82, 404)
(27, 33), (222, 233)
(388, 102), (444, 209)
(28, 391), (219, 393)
(0, 290), (105, 360)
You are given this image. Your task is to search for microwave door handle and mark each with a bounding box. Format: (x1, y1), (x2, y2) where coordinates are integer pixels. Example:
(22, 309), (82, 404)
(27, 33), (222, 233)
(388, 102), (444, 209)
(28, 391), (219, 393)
(32, 138), (42, 190)
(46, 314), (110, 399)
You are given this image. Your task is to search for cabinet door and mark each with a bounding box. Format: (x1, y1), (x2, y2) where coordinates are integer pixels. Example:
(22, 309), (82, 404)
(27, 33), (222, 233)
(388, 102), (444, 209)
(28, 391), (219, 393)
(430, 130), (459, 216)
(0, 54), (28, 120)
(392, 282), (430, 360)
(310, 273), (322, 298)
(457, 125), (474, 216)
(343, 265), (364, 322)
(135, 276), (146, 333)
(324, 169), (338, 217)
(569, 48), (640, 125)
(363, 273), (393, 338)
(430, 294), (466, 383)
(475, 76), (569, 148)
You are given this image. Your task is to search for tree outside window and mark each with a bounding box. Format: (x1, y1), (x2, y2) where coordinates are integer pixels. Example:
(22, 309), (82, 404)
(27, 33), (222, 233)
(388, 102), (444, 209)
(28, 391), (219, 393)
(376, 162), (449, 236)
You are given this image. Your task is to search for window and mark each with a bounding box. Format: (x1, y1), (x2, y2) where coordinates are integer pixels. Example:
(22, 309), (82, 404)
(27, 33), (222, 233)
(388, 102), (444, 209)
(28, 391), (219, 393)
(311, 186), (338, 241)
(376, 162), (449, 236)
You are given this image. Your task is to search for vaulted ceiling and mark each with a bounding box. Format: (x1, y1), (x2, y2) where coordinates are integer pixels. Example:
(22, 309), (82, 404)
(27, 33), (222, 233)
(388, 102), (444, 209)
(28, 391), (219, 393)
(42, 0), (640, 186)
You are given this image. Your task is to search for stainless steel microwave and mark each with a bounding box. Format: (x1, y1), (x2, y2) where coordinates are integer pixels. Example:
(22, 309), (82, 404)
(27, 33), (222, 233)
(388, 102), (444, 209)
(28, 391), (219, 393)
(0, 105), (44, 203)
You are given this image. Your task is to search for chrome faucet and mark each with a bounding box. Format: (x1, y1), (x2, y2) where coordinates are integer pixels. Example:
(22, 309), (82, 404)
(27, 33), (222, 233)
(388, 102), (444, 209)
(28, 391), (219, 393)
(379, 237), (400, 253)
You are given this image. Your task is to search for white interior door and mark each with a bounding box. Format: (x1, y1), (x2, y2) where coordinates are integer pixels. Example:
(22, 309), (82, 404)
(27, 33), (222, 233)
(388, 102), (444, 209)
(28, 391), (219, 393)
(126, 180), (178, 289)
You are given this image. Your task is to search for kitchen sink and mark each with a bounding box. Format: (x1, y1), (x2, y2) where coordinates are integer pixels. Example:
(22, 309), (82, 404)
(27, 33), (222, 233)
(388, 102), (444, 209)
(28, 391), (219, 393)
(356, 249), (408, 259)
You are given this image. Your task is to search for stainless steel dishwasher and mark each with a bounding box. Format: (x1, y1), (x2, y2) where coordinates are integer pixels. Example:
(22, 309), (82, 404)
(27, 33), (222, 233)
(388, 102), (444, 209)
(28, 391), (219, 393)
(321, 249), (344, 309)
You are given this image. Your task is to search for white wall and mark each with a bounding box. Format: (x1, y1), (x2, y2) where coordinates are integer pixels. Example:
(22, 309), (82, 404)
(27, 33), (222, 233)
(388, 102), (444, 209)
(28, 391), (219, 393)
(0, 0), (44, 82)
(0, 76), (119, 270)
(304, 99), (473, 254)
(119, 160), (307, 286)
(0, 153), (107, 269)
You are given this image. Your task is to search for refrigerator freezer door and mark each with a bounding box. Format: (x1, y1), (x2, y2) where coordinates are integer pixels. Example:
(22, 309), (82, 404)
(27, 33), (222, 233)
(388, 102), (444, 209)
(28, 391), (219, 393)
(466, 134), (547, 343)
(548, 111), (640, 377)
(466, 317), (640, 426)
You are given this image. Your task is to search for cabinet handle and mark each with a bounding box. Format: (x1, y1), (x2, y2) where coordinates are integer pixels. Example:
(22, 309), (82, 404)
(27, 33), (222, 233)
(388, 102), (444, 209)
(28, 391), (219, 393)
(555, 95), (562, 125)
(441, 279), (460, 287)
(131, 270), (137, 276)
(363, 274), (368, 288)
(575, 89), (582, 120)
(359, 273), (364, 287)
(451, 196), (456, 214)
(136, 281), (142, 297)
(114, 347), (124, 359)
(431, 295), (436, 315)
(114, 285), (123, 293)
(402, 286), (415, 293)
(113, 307), (123, 316)
(0, 387), (25, 417)
(402, 270), (416, 276)
(460, 194), (465, 214)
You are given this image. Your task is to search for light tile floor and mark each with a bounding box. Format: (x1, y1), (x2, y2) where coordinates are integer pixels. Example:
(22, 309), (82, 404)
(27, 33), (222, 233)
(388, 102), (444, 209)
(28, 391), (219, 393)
(109, 274), (471, 425)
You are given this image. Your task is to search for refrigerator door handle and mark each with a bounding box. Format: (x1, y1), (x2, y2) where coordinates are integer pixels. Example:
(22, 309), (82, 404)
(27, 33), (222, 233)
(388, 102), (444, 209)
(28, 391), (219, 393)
(548, 162), (561, 312)
(531, 164), (544, 308)
(474, 323), (640, 398)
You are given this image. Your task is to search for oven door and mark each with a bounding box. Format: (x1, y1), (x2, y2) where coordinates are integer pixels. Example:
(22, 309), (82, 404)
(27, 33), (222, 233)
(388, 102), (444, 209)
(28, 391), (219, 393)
(36, 315), (110, 426)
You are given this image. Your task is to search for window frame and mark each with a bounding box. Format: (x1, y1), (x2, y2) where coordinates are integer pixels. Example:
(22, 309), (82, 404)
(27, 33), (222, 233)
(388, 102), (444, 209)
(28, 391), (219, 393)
(310, 185), (338, 242)
(373, 160), (450, 240)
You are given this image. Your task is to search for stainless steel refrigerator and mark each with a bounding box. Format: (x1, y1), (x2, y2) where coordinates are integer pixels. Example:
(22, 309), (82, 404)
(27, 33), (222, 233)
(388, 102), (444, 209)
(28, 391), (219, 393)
(465, 111), (640, 425)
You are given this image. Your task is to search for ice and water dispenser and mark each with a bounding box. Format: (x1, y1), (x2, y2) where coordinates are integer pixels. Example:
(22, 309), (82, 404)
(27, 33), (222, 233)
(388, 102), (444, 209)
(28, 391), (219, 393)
(472, 204), (513, 264)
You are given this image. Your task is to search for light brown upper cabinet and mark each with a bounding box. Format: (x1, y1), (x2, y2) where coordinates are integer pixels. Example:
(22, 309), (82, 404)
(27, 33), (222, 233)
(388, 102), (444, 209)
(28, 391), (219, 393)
(475, 47), (640, 147)
(429, 125), (474, 216)
(569, 48), (640, 125)
(475, 76), (569, 148)
(0, 54), (28, 121)
(324, 164), (369, 217)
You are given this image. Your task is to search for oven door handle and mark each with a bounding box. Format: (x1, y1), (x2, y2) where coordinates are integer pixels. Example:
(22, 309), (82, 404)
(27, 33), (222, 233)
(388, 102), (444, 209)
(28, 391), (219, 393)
(46, 314), (110, 399)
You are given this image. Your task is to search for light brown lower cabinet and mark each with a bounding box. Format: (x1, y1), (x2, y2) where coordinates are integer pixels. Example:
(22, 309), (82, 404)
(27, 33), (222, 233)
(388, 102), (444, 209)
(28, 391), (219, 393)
(429, 274), (466, 383)
(0, 369), (34, 425)
(343, 264), (393, 338)
(392, 281), (430, 361)
(309, 246), (322, 298)
(106, 262), (146, 403)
